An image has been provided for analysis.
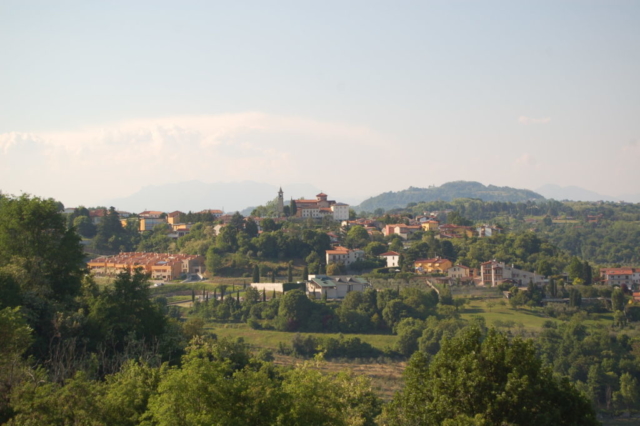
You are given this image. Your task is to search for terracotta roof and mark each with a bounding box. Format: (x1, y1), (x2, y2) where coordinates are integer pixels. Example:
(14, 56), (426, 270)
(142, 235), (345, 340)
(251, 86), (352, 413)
(316, 192), (327, 197)
(380, 251), (400, 256)
(606, 269), (635, 275)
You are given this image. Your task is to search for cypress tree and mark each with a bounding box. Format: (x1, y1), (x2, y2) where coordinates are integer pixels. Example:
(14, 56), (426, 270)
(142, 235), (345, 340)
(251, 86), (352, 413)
(191, 289), (195, 303)
(302, 265), (309, 281)
(253, 265), (260, 283)
(272, 289), (276, 299)
(262, 288), (266, 302)
(271, 270), (276, 283)
(288, 262), (293, 282)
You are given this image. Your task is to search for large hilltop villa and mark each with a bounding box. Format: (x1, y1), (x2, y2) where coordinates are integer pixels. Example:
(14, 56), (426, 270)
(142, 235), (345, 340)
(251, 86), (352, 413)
(277, 188), (349, 221)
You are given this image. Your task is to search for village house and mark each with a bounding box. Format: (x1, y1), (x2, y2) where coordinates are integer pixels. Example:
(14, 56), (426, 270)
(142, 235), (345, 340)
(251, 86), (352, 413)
(383, 224), (422, 240)
(89, 209), (107, 225)
(480, 260), (546, 287)
(414, 256), (453, 274)
(600, 268), (640, 288)
(167, 211), (183, 225)
(438, 224), (474, 239)
(421, 220), (440, 232)
(476, 225), (502, 238)
(447, 264), (472, 279)
(305, 275), (370, 299)
(379, 251), (400, 268)
(326, 246), (365, 266)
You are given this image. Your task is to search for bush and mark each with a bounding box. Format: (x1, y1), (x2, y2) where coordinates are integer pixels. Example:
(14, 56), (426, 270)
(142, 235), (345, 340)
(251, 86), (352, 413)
(247, 318), (261, 330)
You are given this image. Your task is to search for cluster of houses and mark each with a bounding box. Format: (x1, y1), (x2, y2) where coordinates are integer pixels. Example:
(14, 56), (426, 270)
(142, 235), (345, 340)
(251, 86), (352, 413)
(87, 252), (205, 281)
(341, 215), (501, 241)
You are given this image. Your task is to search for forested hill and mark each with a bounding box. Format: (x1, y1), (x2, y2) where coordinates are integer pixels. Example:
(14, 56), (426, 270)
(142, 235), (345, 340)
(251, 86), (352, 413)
(356, 181), (544, 212)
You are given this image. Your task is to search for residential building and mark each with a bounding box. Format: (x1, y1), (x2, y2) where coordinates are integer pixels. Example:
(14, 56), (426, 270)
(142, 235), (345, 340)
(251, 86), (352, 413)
(139, 210), (164, 219)
(139, 217), (167, 232)
(89, 209), (107, 225)
(438, 224), (474, 238)
(325, 246), (365, 266)
(476, 225), (502, 238)
(421, 220), (440, 232)
(600, 268), (640, 288)
(414, 257), (453, 274)
(306, 275), (370, 299)
(379, 251), (400, 268)
(167, 211), (183, 225)
(88, 252), (205, 281)
(480, 260), (546, 287)
(383, 224), (422, 240)
(447, 264), (472, 278)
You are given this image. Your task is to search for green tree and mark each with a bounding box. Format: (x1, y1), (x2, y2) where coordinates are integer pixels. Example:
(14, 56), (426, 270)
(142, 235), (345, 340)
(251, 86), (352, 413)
(287, 262), (293, 282)
(345, 226), (370, 249)
(612, 287), (626, 312)
(205, 245), (222, 277)
(617, 372), (639, 412)
(382, 327), (599, 425)
(88, 269), (166, 353)
(252, 264), (260, 283)
(73, 215), (97, 238)
(278, 289), (313, 331)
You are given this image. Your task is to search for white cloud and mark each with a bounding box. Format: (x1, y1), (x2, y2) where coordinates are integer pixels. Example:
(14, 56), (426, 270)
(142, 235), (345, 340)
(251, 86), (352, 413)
(515, 153), (537, 167)
(518, 116), (551, 125)
(0, 112), (387, 204)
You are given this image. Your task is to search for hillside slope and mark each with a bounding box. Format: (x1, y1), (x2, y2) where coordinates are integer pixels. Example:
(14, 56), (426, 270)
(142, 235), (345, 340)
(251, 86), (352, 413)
(356, 181), (544, 212)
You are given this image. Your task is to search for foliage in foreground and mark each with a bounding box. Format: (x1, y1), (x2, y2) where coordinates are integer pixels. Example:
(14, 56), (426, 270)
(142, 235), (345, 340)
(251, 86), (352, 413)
(381, 326), (600, 426)
(7, 337), (381, 426)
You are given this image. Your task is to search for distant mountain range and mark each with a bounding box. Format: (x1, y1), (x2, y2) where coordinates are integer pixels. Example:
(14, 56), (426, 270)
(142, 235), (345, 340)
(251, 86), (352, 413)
(536, 184), (640, 203)
(103, 181), (322, 213)
(355, 181), (544, 212)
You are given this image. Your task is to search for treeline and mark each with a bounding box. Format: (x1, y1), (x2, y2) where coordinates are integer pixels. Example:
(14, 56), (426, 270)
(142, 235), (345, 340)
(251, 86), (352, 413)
(191, 286), (443, 337)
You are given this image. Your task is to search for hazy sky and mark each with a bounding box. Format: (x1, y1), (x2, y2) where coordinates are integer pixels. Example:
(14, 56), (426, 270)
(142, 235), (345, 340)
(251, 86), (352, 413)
(1, 0), (639, 207)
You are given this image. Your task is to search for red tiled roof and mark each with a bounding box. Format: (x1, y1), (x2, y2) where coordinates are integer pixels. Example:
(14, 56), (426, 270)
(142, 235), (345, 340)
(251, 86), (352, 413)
(380, 251), (400, 256)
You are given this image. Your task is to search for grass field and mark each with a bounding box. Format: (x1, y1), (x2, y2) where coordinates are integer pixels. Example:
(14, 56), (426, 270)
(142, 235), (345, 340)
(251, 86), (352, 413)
(272, 353), (405, 401)
(209, 323), (398, 352)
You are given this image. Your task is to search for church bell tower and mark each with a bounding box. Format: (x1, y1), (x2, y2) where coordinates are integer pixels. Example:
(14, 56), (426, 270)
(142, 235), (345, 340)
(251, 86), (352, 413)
(277, 187), (284, 215)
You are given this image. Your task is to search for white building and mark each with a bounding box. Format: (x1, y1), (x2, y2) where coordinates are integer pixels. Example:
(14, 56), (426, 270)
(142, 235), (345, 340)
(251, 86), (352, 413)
(326, 246), (365, 266)
(480, 260), (546, 287)
(476, 225), (502, 238)
(379, 251), (400, 268)
(294, 192), (350, 221)
(306, 275), (370, 299)
(331, 203), (350, 221)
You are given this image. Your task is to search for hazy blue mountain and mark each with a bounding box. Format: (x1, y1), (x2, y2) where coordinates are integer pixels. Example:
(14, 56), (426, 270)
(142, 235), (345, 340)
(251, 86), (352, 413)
(536, 184), (617, 202)
(356, 181), (544, 212)
(614, 193), (640, 203)
(103, 181), (321, 213)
